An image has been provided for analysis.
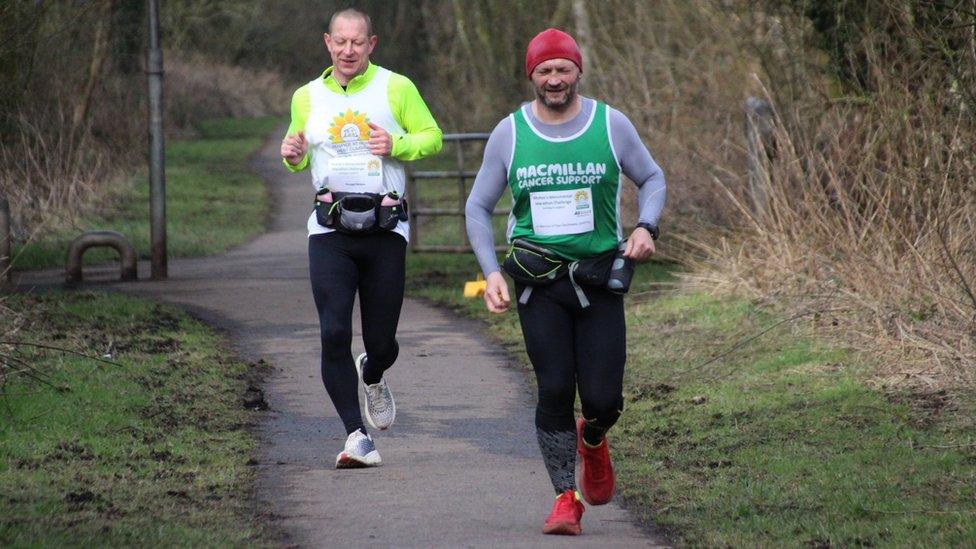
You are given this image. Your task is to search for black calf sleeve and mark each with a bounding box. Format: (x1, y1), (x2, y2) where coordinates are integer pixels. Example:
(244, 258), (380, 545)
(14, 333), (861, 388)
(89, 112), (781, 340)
(516, 278), (627, 491)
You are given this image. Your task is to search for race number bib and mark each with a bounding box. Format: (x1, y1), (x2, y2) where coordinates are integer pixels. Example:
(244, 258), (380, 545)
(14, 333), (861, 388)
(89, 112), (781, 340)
(327, 154), (384, 193)
(529, 188), (594, 236)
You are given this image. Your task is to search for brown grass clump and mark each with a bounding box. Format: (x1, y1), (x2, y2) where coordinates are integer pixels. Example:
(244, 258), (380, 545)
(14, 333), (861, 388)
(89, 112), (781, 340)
(584, 0), (763, 251)
(673, 4), (976, 388)
(0, 111), (122, 242)
(164, 54), (292, 132)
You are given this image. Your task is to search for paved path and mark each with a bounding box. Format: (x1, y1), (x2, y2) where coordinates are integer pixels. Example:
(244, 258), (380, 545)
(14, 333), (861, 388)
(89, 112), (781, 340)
(17, 132), (669, 548)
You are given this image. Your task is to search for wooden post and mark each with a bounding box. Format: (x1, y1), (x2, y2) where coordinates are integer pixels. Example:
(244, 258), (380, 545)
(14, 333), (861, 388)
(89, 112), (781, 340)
(147, 0), (167, 279)
(407, 169), (418, 252)
(0, 196), (10, 284)
(456, 141), (467, 248)
(744, 97), (775, 216)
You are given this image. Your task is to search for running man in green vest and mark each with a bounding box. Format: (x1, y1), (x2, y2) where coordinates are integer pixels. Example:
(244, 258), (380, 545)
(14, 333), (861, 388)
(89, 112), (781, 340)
(465, 28), (666, 535)
(280, 8), (442, 469)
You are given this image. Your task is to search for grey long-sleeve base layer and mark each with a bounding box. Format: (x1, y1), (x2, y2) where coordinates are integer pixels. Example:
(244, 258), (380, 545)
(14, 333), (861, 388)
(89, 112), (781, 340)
(464, 97), (667, 277)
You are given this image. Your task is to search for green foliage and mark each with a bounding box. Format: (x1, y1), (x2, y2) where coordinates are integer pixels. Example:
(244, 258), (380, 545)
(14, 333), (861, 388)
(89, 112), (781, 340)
(11, 116), (280, 270)
(0, 291), (271, 546)
(773, 0), (975, 97)
(616, 291), (976, 546)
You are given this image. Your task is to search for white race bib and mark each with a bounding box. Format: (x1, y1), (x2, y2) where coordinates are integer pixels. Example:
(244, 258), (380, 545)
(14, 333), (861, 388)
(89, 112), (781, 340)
(327, 154), (384, 193)
(529, 188), (594, 236)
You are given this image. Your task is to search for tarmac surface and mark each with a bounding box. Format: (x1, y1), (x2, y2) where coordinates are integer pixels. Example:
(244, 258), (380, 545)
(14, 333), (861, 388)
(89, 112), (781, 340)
(16, 132), (670, 548)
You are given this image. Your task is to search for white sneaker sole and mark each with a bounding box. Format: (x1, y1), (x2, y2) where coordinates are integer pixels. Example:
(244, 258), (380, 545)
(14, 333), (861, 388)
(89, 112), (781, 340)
(335, 450), (382, 469)
(355, 352), (396, 431)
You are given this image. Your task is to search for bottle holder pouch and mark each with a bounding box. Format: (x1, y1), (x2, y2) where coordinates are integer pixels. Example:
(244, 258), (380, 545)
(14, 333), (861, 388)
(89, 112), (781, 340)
(314, 194), (339, 228)
(570, 250), (615, 287)
(377, 198), (408, 231)
(604, 242), (635, 294)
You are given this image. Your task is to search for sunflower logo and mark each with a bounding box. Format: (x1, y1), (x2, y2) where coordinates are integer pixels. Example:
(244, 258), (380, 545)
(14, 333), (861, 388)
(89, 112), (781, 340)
(574, 189), (591, 211)
(328, 109), (371, 144)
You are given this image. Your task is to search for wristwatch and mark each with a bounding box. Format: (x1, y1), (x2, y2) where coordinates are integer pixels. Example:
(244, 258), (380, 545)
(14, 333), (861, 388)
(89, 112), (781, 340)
(636, 222), (659, 240)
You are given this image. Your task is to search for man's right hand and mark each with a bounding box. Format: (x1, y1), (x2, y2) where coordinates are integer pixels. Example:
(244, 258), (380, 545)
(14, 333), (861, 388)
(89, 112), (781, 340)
(484, 271), (511, 313)
(281, 131), (308, 165)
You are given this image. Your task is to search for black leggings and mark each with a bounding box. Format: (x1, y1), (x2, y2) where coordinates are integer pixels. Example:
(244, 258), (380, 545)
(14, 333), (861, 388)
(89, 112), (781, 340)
(516, 278), (626, 435)
(309, 231), (406, 434)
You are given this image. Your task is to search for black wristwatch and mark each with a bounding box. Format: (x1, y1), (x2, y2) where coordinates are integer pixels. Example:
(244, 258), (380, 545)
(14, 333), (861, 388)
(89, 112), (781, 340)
(636, 222), (659, 240)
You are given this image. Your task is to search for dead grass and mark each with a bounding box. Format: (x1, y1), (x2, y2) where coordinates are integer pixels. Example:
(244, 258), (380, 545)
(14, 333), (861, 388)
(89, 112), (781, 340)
(672, 5), (976, 390)
(0, 52), (288, 253)
(0, 110), (124, 244)
(164, 53), (291, 133)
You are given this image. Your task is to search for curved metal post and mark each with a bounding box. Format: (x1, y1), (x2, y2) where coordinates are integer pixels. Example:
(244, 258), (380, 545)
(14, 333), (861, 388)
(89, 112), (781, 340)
(65, 231), (138, 284)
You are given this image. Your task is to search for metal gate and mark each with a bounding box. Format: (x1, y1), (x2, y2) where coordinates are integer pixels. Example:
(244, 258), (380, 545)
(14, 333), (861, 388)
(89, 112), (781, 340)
(405, 133), (508, 252)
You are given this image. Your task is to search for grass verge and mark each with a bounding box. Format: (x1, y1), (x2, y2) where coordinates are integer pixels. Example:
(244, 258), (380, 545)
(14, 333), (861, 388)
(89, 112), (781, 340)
(0, 290), (271, 546)
(405, 253), (976, 546)
(12, 116), (283, 269)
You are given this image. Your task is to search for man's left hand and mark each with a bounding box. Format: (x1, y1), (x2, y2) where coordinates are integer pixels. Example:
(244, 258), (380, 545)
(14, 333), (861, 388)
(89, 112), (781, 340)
(623, 226), (656, 261)
(367, 122), (392, 156)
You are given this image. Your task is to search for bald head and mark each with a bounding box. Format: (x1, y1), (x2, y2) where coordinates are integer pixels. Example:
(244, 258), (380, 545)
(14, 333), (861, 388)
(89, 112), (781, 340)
(329, 8), (373, 37)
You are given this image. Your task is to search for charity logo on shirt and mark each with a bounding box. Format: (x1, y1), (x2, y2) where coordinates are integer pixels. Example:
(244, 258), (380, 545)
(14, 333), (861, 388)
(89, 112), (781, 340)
(328, 109), (371, 156)
(574, 189), (590, 210)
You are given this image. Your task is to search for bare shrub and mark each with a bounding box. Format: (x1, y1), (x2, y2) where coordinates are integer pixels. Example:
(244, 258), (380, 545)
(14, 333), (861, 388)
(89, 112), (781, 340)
(419, 0), (571, 132)
(582, 1), (763, 254)
(679, 3), (976, 387)
(0, 49), (289, 244)
(0, 110), (122, 242)
(164, 53), (290, 132)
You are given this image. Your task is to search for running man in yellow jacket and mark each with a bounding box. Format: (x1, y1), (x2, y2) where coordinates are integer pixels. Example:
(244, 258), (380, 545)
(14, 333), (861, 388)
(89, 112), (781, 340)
(281, 7), (442, 468)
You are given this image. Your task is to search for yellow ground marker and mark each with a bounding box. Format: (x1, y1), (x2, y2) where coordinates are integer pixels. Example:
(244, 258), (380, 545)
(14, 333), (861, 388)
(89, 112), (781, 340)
(463, 273), (486, 298)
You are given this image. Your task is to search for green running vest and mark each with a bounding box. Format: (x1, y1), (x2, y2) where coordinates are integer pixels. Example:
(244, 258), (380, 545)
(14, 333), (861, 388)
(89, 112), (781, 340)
(507, 102), (622, 261)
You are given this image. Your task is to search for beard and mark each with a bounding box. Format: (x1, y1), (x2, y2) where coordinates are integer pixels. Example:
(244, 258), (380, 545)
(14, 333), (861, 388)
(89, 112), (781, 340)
(534, 78), (579, 111)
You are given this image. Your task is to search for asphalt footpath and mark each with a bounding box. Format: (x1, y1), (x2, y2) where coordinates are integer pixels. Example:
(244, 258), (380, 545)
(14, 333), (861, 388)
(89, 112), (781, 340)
(15, 131), (670, 548)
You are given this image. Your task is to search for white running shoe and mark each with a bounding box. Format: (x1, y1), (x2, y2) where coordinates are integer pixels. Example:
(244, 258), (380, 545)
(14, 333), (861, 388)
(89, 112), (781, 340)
(355, 353), (396, 430)
(335, 429), (381, 469)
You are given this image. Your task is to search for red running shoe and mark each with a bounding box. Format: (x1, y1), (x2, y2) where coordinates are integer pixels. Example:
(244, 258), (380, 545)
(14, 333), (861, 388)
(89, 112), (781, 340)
(577, 417), (615, 505)
(543, 490), (584, 535)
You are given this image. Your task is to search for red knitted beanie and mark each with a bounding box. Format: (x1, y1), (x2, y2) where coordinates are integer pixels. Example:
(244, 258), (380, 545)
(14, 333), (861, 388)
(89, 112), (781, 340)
(524, 28), (582, 77)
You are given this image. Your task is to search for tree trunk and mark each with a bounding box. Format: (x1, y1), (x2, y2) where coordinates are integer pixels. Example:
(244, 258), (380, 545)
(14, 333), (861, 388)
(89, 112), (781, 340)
(72, 0), (113, 140)
(572, 0), (593, 71)
(0, 2), (46, 143)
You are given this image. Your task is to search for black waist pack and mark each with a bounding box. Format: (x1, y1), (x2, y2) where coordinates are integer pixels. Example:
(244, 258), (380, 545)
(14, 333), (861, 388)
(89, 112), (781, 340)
(503, 239), (621, 307)
(502, 239), (567, 286)
(314, 190), (407, 234)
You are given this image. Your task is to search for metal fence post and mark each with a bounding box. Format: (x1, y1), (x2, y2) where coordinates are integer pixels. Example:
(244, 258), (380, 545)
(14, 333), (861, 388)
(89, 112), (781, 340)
(406, 169), (418, 251)
(456, 139), (467, 248)
(147, 0), (167, 279)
